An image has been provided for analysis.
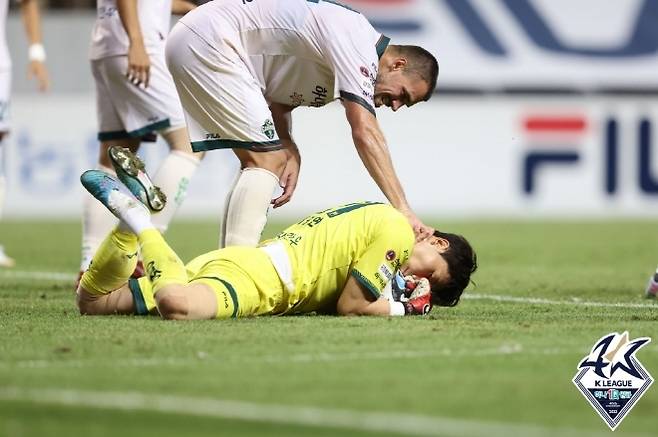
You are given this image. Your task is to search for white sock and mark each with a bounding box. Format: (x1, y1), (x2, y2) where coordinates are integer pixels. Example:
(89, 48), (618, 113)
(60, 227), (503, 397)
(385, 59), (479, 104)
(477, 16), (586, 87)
(221, 167), (279, 248)
(151, 150), (200, 233)
(120, 203), (154, 235)
(81, 164), (118, 271)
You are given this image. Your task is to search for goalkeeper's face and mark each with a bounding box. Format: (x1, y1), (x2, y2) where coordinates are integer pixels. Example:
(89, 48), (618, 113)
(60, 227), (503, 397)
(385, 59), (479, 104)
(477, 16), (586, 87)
(403, 236), (451, 288)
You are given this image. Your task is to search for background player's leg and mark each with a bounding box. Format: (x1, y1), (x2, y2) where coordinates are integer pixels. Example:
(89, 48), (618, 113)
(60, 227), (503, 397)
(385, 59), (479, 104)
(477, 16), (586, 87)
(151, 126), (202, 233)
(0, 131), (14, 267)
(221, 149), (286, 247)
(80, 139), (140, 272)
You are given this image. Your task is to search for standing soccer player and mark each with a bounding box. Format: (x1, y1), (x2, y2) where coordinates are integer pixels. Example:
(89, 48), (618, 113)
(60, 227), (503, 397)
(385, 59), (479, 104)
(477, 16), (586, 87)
(0, 0), (49, 267)
(81, 0), (200, 277)
(165, 0), (439, 248)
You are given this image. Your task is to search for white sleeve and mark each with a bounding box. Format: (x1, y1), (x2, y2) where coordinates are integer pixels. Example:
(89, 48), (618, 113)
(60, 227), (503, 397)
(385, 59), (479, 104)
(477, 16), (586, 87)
(325, 25), (386, 116)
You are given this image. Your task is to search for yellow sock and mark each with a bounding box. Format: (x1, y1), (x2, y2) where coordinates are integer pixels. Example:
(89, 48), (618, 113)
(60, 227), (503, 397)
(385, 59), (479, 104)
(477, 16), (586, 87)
(80, 228), (138, 295)
(138, 228), (188, 295)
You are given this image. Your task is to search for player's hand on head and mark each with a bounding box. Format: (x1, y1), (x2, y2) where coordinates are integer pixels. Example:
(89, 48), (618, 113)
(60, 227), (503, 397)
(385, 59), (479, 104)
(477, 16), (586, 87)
(27, 61), (49, 92)
(401, 209), (435, 241)
(126, 43), (150, 88)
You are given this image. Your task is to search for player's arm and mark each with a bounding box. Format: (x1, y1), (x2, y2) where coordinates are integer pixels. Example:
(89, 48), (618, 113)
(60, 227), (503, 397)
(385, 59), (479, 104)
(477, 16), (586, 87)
(270, 102), (301, 208)
(171, 0), (196, 15)
(344, 100), (433, 240)
(20, 0), (49, 92)
(337, 276), (430, 316)
(117, 0), (150, 87)
(337, 276), (390, 316)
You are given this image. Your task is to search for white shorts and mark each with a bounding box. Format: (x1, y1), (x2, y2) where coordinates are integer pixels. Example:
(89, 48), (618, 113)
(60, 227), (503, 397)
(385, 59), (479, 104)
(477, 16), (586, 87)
(165, 22), (282, 153)
(0, 69), (11, 133)
(91, 54), (186, 142)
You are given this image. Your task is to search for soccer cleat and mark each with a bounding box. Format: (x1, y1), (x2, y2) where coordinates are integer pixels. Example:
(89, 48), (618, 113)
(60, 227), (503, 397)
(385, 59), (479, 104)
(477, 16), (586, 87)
(80, 170), (150, 222)
(0, 245), (15, 268)
(108, 146), (166, 212)
(645, 269), (658, 298)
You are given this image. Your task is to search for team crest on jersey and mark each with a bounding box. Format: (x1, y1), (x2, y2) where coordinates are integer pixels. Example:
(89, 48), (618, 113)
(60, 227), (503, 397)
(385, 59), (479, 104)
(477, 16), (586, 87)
(261, 119), (275, 140)
(572, 332), (653, 430)
(385, 250), (396, 261)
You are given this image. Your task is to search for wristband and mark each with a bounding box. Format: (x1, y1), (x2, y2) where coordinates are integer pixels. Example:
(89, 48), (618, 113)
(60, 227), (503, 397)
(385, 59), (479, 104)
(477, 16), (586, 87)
(389, 301), (405, 316)
(28, 44), (46, 62)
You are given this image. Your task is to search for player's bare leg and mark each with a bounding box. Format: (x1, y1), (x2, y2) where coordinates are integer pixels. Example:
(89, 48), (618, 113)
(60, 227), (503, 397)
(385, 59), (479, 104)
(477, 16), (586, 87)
(221, 149), (286, 247)
(81, 170), (218, 320)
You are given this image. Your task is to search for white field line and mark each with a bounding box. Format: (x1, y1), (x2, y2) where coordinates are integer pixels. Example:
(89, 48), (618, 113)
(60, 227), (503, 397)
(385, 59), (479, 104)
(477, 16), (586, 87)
(0, 344), (576, 370)
(465, 293), (657, 309)
(2, 270), (656, 309)
(0, 386), (634, 437)
(0, 270), (76, 282)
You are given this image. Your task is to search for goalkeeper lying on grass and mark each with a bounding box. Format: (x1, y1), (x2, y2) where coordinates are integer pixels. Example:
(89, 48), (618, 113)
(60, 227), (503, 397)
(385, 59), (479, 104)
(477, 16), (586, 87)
(76, 167), (476, 320)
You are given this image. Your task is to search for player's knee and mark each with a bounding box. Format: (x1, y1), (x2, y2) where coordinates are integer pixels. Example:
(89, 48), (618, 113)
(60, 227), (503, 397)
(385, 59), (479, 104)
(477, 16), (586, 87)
(156, 291), (189, 320)
(76, 290), (100, 315)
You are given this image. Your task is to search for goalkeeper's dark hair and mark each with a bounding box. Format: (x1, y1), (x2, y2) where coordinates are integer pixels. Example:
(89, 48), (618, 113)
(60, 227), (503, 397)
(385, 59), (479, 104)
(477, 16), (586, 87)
(432, 231), (477, 307)
(389, 45), (439, 101)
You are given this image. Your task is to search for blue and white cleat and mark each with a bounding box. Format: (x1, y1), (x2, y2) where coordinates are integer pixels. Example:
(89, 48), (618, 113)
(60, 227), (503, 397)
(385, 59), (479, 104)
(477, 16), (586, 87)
(80, 170), (150, 221)
(108, 146), (166, 212)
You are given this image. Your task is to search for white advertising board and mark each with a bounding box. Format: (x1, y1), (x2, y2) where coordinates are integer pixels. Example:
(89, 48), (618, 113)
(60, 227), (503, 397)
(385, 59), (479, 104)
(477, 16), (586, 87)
(3, 94), (658, 219)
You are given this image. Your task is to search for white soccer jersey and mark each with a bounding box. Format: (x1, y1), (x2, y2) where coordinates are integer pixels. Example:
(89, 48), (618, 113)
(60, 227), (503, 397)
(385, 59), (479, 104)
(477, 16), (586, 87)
(0, 0), (13, 71)
(179, 0), (388, 115)
(89, 0), (172, 60)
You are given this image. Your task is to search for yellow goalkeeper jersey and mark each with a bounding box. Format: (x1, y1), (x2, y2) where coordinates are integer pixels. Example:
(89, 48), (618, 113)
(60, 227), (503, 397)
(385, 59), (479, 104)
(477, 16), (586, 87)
(261, 201), (415, 315)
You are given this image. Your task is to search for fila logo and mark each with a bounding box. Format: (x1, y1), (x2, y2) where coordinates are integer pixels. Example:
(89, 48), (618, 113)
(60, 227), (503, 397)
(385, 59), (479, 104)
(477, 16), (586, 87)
(522, 115), (658, 196)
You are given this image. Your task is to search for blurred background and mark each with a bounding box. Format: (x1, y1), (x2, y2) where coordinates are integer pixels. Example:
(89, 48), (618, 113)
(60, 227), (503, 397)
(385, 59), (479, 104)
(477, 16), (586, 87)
(3, 0), (658, 220)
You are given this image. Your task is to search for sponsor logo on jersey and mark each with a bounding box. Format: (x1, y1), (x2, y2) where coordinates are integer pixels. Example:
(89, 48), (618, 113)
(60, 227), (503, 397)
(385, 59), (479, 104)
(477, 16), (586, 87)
(310, 86), (329, 107)
(378, 262), (394, 281)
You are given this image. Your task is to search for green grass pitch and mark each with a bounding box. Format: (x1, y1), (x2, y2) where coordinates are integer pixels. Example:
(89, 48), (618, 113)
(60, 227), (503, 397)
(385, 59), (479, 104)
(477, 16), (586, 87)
(0, 219), (656, 436)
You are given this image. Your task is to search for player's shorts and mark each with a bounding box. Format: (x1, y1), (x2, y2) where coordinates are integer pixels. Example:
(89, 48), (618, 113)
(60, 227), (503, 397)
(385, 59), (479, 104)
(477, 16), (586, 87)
(129, 246), (286, 319)
(165, 22), (283, 154)
(0, 69), (11, 133)
(91, 53), (186, 142)
(185, 247), (285, 319)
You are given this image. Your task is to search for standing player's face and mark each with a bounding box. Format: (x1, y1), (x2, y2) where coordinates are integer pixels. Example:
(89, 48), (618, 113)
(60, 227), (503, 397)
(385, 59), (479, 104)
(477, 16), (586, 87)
(401, 237), (450, 287)
(374, 62), (430, 112)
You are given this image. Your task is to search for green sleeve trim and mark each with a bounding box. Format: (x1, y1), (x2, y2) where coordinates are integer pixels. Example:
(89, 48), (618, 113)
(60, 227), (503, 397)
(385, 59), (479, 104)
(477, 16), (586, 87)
(194, 276), (240, 318)
(191, 139), (282, 153)
(350, 269), (381, 299)
(128, 278), (149, 316)
(339, 91), (376, 117)
(376, 35), (390, 59)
